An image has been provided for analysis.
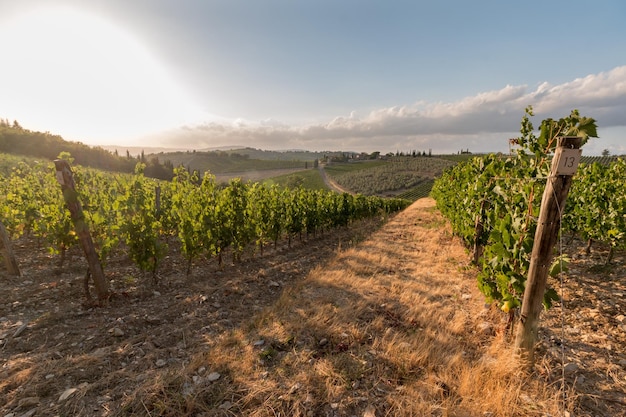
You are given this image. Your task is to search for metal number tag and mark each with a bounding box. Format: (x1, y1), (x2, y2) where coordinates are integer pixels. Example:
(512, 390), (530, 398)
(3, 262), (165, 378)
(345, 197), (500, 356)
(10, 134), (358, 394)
(553, 148), (582, 176)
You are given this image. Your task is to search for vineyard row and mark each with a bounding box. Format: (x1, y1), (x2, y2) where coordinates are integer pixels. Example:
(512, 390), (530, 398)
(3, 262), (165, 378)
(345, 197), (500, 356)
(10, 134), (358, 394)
(431, 108), (624, 317)
(0, 161), (410, 278)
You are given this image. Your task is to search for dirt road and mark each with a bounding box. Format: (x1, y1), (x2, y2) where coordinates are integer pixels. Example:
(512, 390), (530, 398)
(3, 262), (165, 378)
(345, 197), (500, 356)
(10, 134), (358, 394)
(318, 165), (354, 194)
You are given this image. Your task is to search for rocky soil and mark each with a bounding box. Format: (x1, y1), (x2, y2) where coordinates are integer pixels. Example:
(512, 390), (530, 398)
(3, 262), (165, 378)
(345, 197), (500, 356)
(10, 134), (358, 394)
(537, 239), (626, 415)
(1, 200), (625, 416)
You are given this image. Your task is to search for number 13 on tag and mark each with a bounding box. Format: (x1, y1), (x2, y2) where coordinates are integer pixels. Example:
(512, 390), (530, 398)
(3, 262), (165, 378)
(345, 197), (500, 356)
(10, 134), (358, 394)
(552, 148), (582, 176)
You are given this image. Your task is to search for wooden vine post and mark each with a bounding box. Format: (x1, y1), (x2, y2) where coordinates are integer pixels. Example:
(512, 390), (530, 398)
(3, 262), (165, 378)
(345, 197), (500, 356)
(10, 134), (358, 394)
(0, 220), (21, 276)
(54, 159), (109, 301)
(514, 136), (582, 367)
(472, 199), (488, 265)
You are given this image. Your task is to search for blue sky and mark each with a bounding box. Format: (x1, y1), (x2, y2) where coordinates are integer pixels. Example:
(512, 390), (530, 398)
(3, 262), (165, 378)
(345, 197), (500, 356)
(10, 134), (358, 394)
(1, 0), (625, 155)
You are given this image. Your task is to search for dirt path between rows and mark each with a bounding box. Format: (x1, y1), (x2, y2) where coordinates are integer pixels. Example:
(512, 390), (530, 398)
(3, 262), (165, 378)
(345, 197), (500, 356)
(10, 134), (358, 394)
(318, 166), (353, 194)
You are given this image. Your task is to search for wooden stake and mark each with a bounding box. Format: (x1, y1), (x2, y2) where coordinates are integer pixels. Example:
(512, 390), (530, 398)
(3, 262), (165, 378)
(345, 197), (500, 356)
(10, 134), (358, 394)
(54, 160), (109, 302)
(514, 137), (582, 367)
(472, 199), (488, 265)
(0, 220), (20, 276)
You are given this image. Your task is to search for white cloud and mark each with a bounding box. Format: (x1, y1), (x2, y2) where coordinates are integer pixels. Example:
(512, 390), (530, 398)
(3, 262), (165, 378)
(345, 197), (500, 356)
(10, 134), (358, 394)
(530, 67), (626, 126)
(146, 66), (626, 154)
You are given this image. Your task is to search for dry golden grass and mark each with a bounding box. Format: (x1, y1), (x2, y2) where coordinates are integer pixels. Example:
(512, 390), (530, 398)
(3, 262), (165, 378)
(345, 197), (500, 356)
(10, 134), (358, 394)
(120, 198), (567, 416)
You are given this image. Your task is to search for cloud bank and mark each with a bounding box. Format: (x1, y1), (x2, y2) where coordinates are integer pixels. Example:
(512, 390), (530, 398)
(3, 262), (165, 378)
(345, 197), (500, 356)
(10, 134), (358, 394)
(155, 66), (626, 155)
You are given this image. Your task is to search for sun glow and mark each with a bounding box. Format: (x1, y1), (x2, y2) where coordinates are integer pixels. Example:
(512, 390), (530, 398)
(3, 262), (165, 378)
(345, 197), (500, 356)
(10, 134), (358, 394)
(0, 7), (204, 144)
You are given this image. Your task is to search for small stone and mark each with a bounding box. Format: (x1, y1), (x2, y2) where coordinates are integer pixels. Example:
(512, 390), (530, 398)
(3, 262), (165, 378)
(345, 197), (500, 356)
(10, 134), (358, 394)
(519, 393), (533, 404)
(253, 340), (265, 347)
(616, 314), (625, 323)
(319, 338), (329, 347)
(218, 401), (232, 410)
(45, 374), (55, 380)
(153, 291), (161, 297)
(192, 375), (203, 385)
(477, 322), (493, 336)
(461, 293), (472, 300)
(155, 359), (167, 368)
(182, 382), (194, 397)
(363, 405), (376, 417)
(59, 387), (78, 401)
(144, 316), (161, 325)
(92, 347), (110, 357)
(109, 327), (124, 337)
(197, 366), (206, 374)
(207, 372), (221, 382)
(13, 323), (28, 338)
(268, 281), (280, 287)
(18, 397), (40, 408)
(97, 395), (112, 404)
(563, 362), (579, 374)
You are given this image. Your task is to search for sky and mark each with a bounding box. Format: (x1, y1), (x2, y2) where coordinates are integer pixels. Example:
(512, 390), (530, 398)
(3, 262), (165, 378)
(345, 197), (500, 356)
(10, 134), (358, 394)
(1, 0), (625, 155)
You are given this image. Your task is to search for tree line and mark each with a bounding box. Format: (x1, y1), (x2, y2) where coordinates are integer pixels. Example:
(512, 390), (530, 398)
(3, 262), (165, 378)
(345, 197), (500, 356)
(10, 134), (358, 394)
(0, 119), (174, 180)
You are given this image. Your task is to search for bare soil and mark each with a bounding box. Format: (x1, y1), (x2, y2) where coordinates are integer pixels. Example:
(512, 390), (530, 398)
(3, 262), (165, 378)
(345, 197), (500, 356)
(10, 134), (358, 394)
(537, 239), (626, 415)
(1, 198), (625, 416)
(317, 166), (353, 195)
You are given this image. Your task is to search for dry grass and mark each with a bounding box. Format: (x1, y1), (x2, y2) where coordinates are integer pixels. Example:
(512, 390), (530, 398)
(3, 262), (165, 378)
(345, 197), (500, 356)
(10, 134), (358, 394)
(9, 197), (611, 416)
(118, 199), (567, 416)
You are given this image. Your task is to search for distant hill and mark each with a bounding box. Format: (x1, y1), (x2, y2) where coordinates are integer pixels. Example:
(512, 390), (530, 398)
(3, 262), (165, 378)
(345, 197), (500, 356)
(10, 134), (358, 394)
(152, 146), (351, 161)
(100, 145), (195, 156)
(0, 121), (338, 180)
(0, 120), (173, 179)
(153, 149), (315, 175)
(147, 147), (387, 176)
(102, 145), (350, 162)
(198, 147), (336, 161)
(97, 144), (360, 175)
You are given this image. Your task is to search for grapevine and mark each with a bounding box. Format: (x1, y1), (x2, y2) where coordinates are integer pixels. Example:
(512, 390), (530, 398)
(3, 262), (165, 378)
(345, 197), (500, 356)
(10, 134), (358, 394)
(432, 107), (599, 315)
